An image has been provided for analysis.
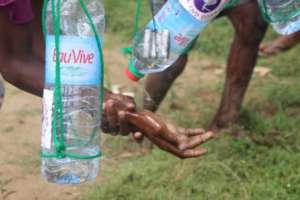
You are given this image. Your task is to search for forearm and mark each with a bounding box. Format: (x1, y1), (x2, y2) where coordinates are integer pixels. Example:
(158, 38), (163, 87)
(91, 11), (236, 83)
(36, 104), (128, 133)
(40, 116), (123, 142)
(0, 55), (44, 97)
(1, 57), (113, 98)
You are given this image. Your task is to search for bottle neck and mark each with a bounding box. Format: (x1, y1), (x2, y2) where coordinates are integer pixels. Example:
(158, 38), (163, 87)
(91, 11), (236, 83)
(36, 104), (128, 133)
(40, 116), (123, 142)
(125, 59), (145, 82)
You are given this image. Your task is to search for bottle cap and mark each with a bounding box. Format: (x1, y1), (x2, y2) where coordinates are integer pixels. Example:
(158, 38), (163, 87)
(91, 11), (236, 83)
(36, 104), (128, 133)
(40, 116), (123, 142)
(125, 59), (145, 82)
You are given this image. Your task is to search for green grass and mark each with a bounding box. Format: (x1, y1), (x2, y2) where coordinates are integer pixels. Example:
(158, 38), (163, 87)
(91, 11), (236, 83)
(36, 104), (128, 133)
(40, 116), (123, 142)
(83, 2), (300, 199)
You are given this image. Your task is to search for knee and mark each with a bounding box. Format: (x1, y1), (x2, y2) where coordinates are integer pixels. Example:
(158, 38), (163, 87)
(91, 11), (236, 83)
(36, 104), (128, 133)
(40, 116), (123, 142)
(236, 18), (267, 46)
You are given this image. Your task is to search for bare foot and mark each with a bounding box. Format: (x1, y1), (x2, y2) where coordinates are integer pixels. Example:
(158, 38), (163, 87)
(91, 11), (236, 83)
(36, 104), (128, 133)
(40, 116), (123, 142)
(209, 111), (240, 134)
(259, 32), (300, 57)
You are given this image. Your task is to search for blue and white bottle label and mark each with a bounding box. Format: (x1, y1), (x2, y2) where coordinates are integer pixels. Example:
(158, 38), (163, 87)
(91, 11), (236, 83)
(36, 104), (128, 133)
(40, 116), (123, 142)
(45, 35), (102, 85)
(179, 0), (228, 21)
(147, 0), (208, 54)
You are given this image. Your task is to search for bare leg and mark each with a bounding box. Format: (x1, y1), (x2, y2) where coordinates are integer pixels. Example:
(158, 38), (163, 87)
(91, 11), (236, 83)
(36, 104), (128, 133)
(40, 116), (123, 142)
(143, 54), (188, 111)
(210, 1), (268, 132)
(259, 30), (300, 57)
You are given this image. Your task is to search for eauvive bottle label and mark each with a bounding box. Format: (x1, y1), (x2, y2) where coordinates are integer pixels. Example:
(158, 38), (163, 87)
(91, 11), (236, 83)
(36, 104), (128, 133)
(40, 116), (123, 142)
(148, 0), (208, 54)
(45, 35), (102, 85)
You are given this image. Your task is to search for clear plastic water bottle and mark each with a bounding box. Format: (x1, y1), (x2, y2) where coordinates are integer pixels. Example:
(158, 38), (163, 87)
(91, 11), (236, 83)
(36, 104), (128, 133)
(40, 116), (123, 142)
(125, 0), (228, 81)
(41, 0), (105, 184)
(259, 0), (300, 35)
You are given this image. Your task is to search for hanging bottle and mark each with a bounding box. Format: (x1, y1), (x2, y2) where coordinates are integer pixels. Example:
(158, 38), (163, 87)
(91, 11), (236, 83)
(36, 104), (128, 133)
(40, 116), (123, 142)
(41, 0), (105, 184)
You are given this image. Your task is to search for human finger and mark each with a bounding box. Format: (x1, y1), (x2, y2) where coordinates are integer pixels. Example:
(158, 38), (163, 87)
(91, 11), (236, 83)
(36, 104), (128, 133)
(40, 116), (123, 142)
(146, 134), (207, 159)
(178, 131), (215, 151)
(177, 128), (206, 136)
(118, 110), (133, 136)
(104, 99), (120, 134)
(132, 132), (144, 143)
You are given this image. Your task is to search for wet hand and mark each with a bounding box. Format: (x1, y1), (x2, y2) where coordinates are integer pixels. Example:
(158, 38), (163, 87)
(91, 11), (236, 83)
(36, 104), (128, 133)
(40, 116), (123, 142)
(101, 90), (136, 135)
(120, 110), (215, 159)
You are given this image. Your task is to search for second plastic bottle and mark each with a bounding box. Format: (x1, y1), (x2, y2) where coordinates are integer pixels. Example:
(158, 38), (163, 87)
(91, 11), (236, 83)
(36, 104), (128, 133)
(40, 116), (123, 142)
(126, 0), (228, 81)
